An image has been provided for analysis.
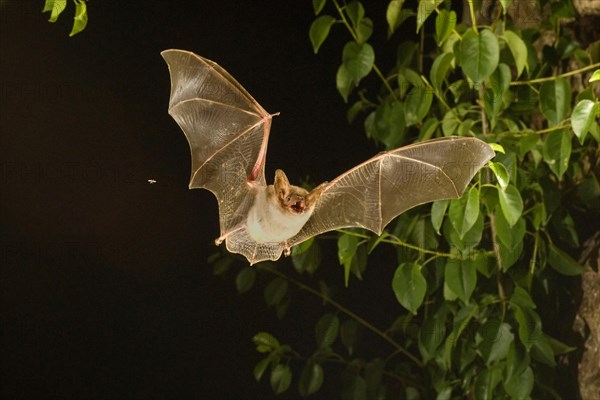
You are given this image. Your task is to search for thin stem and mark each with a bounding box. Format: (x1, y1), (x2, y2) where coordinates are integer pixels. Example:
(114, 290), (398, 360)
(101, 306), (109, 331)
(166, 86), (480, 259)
(373, 65), (398, 101)
(259, 263), (424, 368)
(510, 63), (600, 86)
(491, 122), (571, 138)
(338, 229), (455, 258)
(479, 85), (489, 136)
(488, 212), (507, 317)
(528, 230), (539, 292)
(467, 0), (478, 32)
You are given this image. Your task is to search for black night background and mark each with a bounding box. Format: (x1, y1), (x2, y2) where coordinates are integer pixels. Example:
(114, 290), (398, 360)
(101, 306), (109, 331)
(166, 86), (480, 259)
(0, 1), (392, 399)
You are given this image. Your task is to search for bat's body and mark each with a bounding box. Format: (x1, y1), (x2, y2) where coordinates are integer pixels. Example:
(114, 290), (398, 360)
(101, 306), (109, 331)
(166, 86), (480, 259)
(246, 184), (312, 243)
(162, 49), (495, 264)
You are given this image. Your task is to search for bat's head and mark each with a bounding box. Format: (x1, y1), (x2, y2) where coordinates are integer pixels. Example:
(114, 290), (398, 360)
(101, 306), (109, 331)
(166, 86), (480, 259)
(274, 169), (310, 214)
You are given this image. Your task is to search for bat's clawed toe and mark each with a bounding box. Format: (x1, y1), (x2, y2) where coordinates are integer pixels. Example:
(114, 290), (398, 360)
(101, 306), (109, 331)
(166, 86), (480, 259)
(283, 242), (292, 257)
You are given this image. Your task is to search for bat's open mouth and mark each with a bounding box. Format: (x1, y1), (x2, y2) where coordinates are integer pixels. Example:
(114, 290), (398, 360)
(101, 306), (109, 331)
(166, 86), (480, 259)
(291, 201), (304, 213)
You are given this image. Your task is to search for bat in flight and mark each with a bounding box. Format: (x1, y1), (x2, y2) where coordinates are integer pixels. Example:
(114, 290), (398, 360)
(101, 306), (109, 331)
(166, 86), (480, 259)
(161, 49), (495, 265)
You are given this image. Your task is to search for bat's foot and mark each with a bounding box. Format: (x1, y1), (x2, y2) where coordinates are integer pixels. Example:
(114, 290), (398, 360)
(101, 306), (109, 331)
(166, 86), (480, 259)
(283, 242), (291, 257)
(215, 236), (225, 246)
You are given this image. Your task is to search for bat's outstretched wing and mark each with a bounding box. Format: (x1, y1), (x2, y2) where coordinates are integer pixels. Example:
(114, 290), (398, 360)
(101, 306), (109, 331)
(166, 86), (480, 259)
(288, 137), (495, 247)
(161, 49), (272, 240)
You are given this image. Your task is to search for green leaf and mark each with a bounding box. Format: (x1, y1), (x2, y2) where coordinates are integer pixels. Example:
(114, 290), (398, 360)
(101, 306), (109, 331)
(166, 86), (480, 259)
(442, 108), (460, 136)
(485, 64), (511, 126)
(444, 258), (477, 303)
(298, 361), (324, 397)
(43, 0), (67, 22)
(571, 99), (598, 144)
(309, 15), (337, 54)
(499, 0), (513, 14)
(494, 206), (525, 249)
(579, 173), (600, 207)
(69, 0), (88, 37)
(488, 143), (505, 154)
(552, 210), (580, 248)
(270, 364), (292, 394)
(342, 41), (375, 82)
(431, 200), (448, 235)
(531, 334), (557, 367)
(474, 364), (503, 400)
(254, 356), (271, 381)
(418, 306), (448, 362)
(346, 1), (365, 28)
(540, 78), (571, 127)
(398, 66), (423, 88)
(264, 277), (288, 306)
(211, 253), (233, 276)
(372, 100), (406, 149)
(315, 313), (340, 348)
(514, 306), (542, 350)
(364, 359), (385, 399)
(312, 0), (326, 15)
(340, 319), (361, 355)
(395, 41), (418, 68)
(546, 334), (577, 355)
(336, 63), (355, 102)
(510, 286), (536, 309)
(410, 215), (438, 250)
(253, 332), (280, 353)
(235, 267), (256, 294)
(386, 0), (406, 37)
(497, 184), (523, 227)
(435, 10), (456, 45)
(292, 237), (321, 274)
(479, 319), (513, 365)
(504, 366), (534, 399)
(392, 262), (427, 314)
(542, 129), (571, 179)
(405, 86), (433, 126)
(547, 243), (585, 276)
(589, 69), (600, 82)
(503, 30), (528, 77)
(499, 240), (524, 272)
(489, 161), (509, 190)
(517, 132), (538, 159)
(419, 116), (440, 141)
(430, 52), (454, 91)
(505, 341), (529, 378)
(355, 17), (373, 43)
(459, 29), (500, 83)
(443, 304), (477, 366)
(341, 375), (367, 400)
(416, 0), (444, 33)
(338, 232), (358, 285)
(448, 186), (480, 240)
(443, 212), (484, 255)
(346, 100), (364, 123)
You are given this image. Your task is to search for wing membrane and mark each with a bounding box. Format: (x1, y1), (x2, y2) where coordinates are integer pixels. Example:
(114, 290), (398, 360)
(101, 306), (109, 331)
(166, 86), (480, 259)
(289, 137), (494, 246)
(162, 49), (271, 236)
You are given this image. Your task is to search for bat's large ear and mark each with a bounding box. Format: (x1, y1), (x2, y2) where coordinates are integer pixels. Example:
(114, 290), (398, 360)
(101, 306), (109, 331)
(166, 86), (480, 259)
(274, 169), (290, 195)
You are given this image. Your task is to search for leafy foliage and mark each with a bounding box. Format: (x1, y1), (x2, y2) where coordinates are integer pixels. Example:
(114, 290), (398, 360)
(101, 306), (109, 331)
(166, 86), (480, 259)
(42, 0), (88, 36)
(214, 0), (599, 398)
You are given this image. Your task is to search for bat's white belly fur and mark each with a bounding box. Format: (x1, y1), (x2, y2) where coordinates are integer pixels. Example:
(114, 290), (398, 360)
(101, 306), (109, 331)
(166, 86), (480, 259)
(247, 188), (312, 243)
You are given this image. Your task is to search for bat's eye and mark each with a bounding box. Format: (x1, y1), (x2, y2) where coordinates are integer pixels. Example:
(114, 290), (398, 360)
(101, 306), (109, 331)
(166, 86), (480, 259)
(286, 196), (291, 202)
